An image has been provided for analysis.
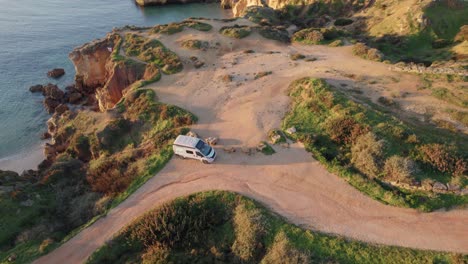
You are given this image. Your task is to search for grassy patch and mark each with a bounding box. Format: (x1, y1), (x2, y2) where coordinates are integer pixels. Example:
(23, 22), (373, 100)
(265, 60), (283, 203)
(282, 77), (467, 211)
(446, 109), (468, 126)
(150, 20), (212, 35)
(87, 191), (465, 264)
(184, 20), (213, 32)
(260, 142), (276, 155)
(180, 39), (208, 50)
(256, 26), (290, 43)
(292, 27), (345, 45)
(123, 33), (182, 74)
(431, 87), (468, 108)
(0, 91), (195, 262)
(374, 2), (468, 63)
(220, 25), (252, 39)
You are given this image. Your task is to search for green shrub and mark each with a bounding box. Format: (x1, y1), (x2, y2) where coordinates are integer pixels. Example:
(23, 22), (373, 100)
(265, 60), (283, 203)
(325, 116), (368, 144)
(367, 48), (383, 61)
(257, 27), (290, 43)
(219, 25), (252, 39)
(353, 43), (383, 61)
(292, 27), (346, 45)
(244, 6), (280, 25)
(123, 34), (182, 74)
(328, 39), (343, 47)
(141, 244), (170, 264)
(352, 43), (369, 57)
(431, 39), (452, 49)
(183, 21), (213, 31)
(334, 18), (353, 26)
(150, 23), (184, 35)
(417, 144), (467, 176)
(454, 25), (468, 42)
(129, 195), (228, 248)
(180, 39), (208, 50)
(302, 30), (323, 44)
(351, 132), (385, 178)
(290, 53), (305, 60)
(231, 204), (265, 262)
(261, 232), (310, 264)
(383, 156), (419, 183)
(87, 191), (462, 264)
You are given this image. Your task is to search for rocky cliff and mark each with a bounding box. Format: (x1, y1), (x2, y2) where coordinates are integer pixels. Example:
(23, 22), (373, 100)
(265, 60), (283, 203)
(69, 36), (114, 93)
(69, 34), (155, 111)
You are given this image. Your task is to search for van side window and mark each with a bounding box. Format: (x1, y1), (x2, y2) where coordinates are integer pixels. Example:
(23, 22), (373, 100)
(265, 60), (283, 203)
(186, 150), (194, 154)
(196, 152), (203, 157)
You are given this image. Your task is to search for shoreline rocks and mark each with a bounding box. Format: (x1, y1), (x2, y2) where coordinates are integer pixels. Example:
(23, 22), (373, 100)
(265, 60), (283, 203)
(47, 68), (65, 78)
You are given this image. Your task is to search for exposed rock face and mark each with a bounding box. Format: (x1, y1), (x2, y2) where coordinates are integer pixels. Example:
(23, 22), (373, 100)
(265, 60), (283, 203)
(47, 68), (65, 78)
(43, 83), (65, 100)
(95, 59), (146, 111)
(69, 36), (115, 94)
(69, 33), (155, 111)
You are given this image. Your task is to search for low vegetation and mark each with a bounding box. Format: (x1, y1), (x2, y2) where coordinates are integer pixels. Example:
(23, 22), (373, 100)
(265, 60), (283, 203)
(219, 25), (252, 39)
(371, 1), (468, 63)
(292, 27), (345, 45)
(150, 20), (212, 35)
(282, 77), (467, 211)
(0, 89), (196, 263)
(180, 39), (208, 50)
(290, 53), (305, 61)
(123, 33), (182, 74)
(352, 43), (384, 61)
(256, 26), (290, 43)
(254, 71), (272, 80)
(87, 191), (465, 264)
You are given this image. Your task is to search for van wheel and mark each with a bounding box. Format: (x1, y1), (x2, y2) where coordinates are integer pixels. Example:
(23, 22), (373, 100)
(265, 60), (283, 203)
(176, 154), (184, 159)
(202, 160), (209, 164)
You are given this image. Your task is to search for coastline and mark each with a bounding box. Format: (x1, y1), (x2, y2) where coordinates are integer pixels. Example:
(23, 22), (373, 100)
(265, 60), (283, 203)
(0, 143), (44, 173)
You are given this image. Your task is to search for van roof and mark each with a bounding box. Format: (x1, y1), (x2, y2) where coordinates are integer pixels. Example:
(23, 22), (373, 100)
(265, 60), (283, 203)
(173, 135), (201, 148)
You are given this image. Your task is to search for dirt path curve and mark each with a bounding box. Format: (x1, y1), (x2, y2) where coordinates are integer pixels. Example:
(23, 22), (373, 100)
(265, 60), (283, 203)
(36, 21), (468, 263)
(36, 147), (468, 264)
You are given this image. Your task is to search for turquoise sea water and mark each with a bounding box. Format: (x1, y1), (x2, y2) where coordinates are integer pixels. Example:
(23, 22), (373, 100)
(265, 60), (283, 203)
(0, 0), (228, 159)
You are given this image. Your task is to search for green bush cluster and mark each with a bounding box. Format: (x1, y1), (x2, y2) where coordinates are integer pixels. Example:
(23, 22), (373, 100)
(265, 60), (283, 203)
(334, 18), (353, 26)
(180, 39), (208, 50)
(256, 26), (290, 43)
(87, 191), (465, 264)
(292, 27), (344, 45)
(123, 33), (182, 74)
(282, 77), (467, 211)
(219, 25), (252, 39)
(150, 20), (213, 35)
(352, 43), (383, 61)
(0, 90), (196, 263)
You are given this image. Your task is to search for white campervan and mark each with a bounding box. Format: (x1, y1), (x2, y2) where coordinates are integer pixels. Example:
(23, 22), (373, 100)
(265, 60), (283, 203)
(173, 135), (217, 163)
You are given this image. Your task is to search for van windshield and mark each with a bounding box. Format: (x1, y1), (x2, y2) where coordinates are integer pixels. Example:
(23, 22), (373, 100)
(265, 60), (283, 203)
(196, 141), (211, 156)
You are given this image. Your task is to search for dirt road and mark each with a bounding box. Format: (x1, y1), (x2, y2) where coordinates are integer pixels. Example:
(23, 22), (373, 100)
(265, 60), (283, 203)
(35, 20), (468, 263)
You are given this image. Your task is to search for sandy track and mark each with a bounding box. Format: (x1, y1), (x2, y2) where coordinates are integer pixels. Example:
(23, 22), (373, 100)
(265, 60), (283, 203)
(36, 20), (468, 263)
(35, 147), (468, 264)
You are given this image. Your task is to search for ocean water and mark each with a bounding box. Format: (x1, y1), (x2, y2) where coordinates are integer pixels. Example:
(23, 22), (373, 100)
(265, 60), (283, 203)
(0, 0), (229, 159)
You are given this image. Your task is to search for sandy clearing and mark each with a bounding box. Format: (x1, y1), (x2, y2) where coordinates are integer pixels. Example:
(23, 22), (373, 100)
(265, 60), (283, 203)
(35, 19), (468, 263)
